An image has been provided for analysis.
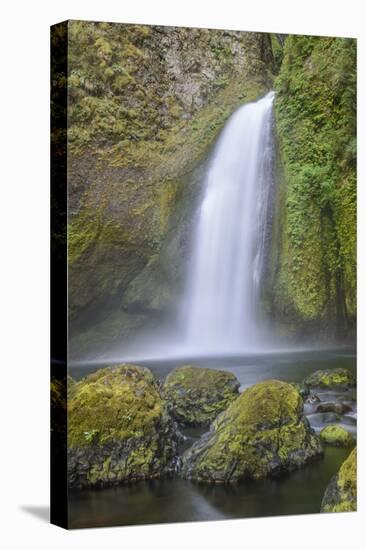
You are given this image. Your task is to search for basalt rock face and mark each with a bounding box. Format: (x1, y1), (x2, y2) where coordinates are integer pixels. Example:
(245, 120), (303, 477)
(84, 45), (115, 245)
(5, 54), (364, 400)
(182, 380), (322, 482)
(162, 366), (240, 426)
(321, 447), (357, 512)
(65, 21), (274, 359)
(67, 365), (180, 488)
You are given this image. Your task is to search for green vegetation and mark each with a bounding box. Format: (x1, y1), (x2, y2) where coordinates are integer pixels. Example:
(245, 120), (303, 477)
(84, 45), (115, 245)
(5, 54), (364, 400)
(272, 36), (356, 337)
(68, 364), (163, 447)
(303, 368), (356, 388)
(66, 24), (356, 354)
(163, 366), (239, 426)
(182, 380), (322, 482)
(66, 22), (274, 358)
(320, 425), (354, 447)
(321, 447), (357, 512)
(67, 364), (179, 487)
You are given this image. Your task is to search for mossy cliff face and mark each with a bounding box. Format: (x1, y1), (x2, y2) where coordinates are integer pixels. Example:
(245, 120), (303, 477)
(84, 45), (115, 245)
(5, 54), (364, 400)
(162, 366), (239, 426)
(270, 36), (356, 340)
(66, 21), (274, 358)
(67, 365), (179, 487)
(182, 380), (322, 482)
(321, 447), (357, 512)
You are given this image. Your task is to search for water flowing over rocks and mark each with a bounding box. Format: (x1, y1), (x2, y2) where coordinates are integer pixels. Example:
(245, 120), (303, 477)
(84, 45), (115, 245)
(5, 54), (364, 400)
(182, 380), (322, 482)
(162, 366), (240, 426)
(180, 92), (275, 353)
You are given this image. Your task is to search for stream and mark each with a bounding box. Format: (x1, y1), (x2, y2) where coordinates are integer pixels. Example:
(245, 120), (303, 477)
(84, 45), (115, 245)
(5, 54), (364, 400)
(68, 347), (356, 528)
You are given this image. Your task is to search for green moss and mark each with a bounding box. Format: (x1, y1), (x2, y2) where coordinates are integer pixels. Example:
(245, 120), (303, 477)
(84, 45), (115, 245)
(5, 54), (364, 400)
(182, 380), (322, 482)
(66, 23), (274, 357)
(320, 425), (354, 447)
(303, 368), (355, 388)
(163, 366), (239, 426)
(68, 364), (163, 447)
(321, 447), (357, 512)
(272, 36), (356, 336)
(68, 364), (180, 487)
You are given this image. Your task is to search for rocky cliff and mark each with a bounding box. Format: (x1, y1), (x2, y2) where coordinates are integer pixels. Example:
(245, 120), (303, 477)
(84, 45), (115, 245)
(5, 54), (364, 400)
(66, 21), (274, 358)
(64, 24), (356, 358)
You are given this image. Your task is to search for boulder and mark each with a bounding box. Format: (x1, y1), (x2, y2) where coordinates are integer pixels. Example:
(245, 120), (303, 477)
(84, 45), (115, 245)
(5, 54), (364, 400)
(321, 448), (357, 512)
(182, 379), (322, 482)
(303, 368), (355, 389)
(68, 364), (179, 488)
(162, 366), (240, 426)
(319, 425), (355, 447)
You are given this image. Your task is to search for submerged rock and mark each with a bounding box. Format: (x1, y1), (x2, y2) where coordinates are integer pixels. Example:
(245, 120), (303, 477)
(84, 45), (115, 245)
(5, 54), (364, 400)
(304, 368), (355, 389)
(316, 402), (352, 415)
(182, 380), (322, 482)
(162, 366), (240, 426)
(319, 425), (355, 447)
(321, 448), (357, 512)
(68, 364), (179, 488)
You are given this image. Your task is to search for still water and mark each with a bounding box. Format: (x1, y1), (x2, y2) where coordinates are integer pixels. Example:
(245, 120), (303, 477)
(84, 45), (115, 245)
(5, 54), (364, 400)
(68, 348), (356, 529)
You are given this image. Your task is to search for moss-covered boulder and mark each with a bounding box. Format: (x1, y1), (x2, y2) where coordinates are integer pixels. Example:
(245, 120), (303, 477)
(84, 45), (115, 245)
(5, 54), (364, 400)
(321, 448), (357, 512)
(319, 425), (354, 447)
(162, 366), (239, 426)
(182, 380), (322, 482)
(303, 368), (355, 389)
(67, 364), (179, 488)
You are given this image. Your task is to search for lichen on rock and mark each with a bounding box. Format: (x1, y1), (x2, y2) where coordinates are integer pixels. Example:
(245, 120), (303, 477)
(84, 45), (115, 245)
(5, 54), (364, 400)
(319, 425), (354, 447)
(182, 379), (322, 482)
(67, 364), (180, 487)
(162, 366), (240, 426)
(321, 447), (357, 512)
(303, 368), (355, 389)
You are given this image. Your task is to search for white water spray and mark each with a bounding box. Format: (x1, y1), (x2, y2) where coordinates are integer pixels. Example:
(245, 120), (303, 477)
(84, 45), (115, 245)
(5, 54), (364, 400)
(180, 91), (275, 354)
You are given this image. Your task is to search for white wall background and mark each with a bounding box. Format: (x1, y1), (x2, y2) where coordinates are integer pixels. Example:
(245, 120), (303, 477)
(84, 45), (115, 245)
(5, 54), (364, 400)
(0, 0), (364, 548)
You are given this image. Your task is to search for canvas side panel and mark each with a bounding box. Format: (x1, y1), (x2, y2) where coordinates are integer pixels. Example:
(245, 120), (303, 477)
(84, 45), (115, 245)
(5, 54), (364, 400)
(50, 20), (68, 529)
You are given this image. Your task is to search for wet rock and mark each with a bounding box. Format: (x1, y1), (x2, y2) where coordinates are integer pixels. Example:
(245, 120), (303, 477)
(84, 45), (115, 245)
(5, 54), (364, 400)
(68, 364), (180, 488)
(182, 380), (322, 482)
(306, 393), (321, 404)
(321, 448), (357, 512)
(290, 382), (310, 398)
(303, 368), (355, 389)
(319, 425), (355, 447)
(316, 402), (352, 415)
(162, 366), (240, 426)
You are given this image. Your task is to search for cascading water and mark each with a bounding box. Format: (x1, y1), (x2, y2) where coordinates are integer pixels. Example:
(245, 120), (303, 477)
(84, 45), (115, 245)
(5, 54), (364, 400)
(180, 91), (275, 355)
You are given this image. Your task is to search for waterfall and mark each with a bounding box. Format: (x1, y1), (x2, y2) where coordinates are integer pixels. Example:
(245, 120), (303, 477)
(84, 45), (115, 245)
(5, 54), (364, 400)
(180, 91), (275, 355)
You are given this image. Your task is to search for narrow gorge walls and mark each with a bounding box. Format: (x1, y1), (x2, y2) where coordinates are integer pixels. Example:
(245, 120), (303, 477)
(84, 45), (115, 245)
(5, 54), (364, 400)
(64, 24), (356, 360)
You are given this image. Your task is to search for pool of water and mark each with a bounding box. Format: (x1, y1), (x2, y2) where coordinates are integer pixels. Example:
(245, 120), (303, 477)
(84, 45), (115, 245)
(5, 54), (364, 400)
(68, 348), (356, 529)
